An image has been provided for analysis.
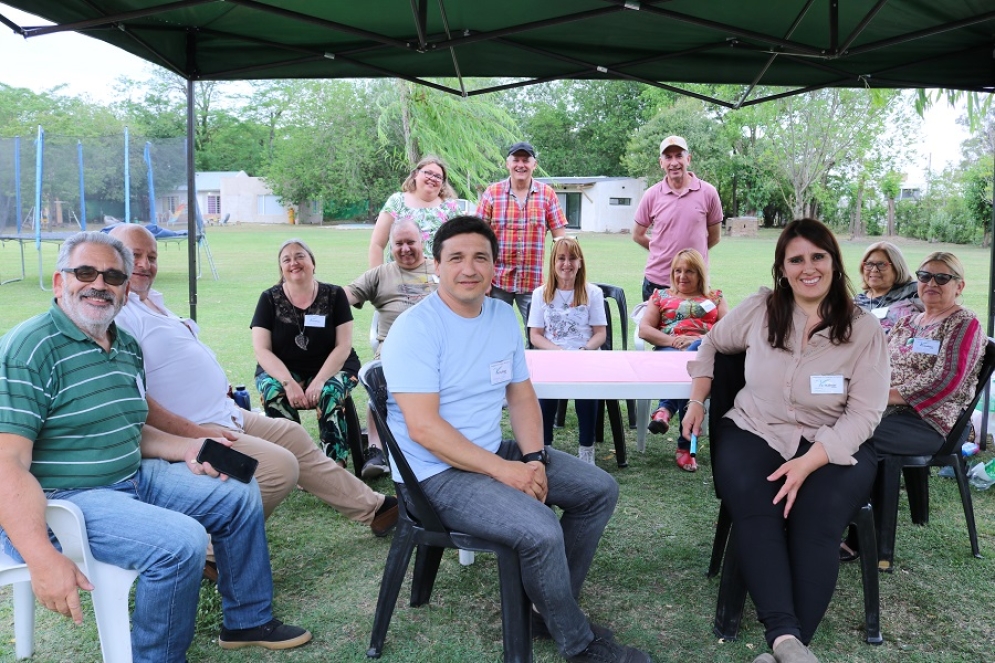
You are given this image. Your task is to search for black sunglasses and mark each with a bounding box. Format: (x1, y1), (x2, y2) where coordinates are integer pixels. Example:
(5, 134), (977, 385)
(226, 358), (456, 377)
(915, 270), (958, 286)
(61, 266), (128, 286)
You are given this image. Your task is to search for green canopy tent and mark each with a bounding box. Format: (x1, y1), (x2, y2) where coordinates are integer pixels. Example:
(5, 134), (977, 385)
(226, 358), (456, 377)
(2, 0), (994, 319)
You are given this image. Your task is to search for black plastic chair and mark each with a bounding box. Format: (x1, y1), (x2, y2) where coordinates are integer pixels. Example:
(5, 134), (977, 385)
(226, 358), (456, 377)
(707, 352), (882, 645)
(874, 338), (995, 571)
(359, 362), (532, 663)
(525, 297), (628, 467)
(593, 283), (636, 430)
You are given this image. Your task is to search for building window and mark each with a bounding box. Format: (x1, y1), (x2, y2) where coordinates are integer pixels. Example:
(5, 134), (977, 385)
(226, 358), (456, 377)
(165, 196), (179, 213)
(609, 197), (631, 206)
(207, 194), (221, 215)
(310, 200), (320, 214)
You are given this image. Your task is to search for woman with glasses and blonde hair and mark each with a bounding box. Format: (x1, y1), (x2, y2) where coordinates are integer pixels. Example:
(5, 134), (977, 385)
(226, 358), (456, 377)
(869, 251), (985, 458)
(368, 155), (461, 267)
(854, 241), (922, 334)
(527, 236), (607, 464)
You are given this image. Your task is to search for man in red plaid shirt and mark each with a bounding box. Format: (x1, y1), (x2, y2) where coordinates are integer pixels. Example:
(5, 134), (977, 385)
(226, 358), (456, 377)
(476, 142), (568, 322)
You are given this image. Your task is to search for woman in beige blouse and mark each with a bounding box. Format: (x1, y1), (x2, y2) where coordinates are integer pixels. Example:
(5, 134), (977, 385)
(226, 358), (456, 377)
(682, 219), (889, 663)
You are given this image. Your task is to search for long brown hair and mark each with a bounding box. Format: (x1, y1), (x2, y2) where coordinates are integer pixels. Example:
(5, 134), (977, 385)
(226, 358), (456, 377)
(542, 237), (589, 307)
(767, 218), (855, 349)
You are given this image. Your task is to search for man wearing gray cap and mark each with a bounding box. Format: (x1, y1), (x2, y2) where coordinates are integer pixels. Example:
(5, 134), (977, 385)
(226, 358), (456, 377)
(632, 135), (723, 301)
(476, 141), (568, 321)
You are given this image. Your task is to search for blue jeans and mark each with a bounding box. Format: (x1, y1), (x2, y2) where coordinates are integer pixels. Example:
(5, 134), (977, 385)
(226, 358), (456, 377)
(540, 398), (597, 447)
(654, 340), (702, 451)
(419, 440), (619, 657)
(489, 284), (531, 323)
(2, 459), (274, 663)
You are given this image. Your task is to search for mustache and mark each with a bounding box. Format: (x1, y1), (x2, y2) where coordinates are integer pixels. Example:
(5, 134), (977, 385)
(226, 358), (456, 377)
(79, 288), (114, 302)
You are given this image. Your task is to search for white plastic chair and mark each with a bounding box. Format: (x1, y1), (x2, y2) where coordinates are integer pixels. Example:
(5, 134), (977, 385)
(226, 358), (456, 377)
(0, 500), (138, 661)
(631, 302), (707, 452)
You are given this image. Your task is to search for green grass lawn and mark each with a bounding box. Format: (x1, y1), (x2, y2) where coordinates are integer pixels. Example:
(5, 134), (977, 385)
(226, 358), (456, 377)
(1, 224), (994, 662)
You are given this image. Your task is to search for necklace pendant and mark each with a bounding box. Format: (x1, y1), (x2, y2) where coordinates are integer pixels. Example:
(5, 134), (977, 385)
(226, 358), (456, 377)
(295, 333), (309, 351)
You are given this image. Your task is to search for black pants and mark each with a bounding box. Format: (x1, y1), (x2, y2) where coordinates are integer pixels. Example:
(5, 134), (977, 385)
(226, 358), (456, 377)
(641, 277), (668, 302)
(713, 419), (878, 647)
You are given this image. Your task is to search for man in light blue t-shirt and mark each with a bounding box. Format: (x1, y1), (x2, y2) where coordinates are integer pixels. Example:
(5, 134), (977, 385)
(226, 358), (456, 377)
(381, 217), (651, 663)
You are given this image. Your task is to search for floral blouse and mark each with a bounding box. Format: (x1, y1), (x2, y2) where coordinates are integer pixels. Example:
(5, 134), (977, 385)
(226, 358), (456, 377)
(649, 289), (723, 337)
(888, 307), (985, 436)
(380, 192), (461, 258)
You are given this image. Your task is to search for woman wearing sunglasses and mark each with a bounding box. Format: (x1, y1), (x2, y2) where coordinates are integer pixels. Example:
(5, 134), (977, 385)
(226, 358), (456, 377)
(869, 251), (985, 459)
(854, 241), (922, 334)
(368, 155), (461, 267)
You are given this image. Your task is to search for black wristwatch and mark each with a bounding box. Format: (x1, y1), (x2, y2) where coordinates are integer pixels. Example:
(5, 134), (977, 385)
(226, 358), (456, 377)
(521, 449), (550, 466)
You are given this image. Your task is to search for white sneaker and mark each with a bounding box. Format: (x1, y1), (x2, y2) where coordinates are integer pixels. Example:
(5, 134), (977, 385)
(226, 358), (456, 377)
(579, 446), (595, 465)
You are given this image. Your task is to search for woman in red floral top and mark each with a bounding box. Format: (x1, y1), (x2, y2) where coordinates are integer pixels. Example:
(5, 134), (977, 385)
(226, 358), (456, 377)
(639, 248), (728, 471)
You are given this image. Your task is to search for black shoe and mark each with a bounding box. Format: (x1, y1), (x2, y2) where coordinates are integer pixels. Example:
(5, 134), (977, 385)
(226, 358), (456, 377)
(567, 637), (652, 663)
(218, 618), (312, 650)
(531, 611), (614, 641)
(371, 495), (398, 537)
(362, 446), (389, 479)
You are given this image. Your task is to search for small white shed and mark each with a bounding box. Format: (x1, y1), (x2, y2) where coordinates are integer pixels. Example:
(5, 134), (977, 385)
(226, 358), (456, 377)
(536, 176), (646, 233)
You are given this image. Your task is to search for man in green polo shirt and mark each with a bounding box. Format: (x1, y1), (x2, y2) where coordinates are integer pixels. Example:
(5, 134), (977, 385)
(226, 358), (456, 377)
(0, 231), (310, 663)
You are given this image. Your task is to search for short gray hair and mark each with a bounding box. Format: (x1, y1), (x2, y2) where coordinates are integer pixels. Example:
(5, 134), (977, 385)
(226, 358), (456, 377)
(56, 231), (134, 277)
(389, 217), (422, 241)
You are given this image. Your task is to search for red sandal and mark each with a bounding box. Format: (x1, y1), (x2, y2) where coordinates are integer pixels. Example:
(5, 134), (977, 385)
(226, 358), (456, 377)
(675, 449), (698, 472)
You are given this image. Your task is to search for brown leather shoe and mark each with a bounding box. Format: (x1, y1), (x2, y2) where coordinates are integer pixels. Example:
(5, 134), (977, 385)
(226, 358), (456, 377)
(202, 560), (219, 583)
(371, 496), (398, 537)
(772, 637), (819, 663)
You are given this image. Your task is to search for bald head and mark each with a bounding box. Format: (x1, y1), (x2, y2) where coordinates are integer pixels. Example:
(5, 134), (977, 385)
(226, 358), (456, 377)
(389, 219), (426, 269)
(109, 224), (158, 299)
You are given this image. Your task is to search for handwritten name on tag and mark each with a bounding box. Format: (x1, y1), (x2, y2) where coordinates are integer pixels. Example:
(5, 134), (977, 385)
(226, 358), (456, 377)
(810, 375), (844, 394)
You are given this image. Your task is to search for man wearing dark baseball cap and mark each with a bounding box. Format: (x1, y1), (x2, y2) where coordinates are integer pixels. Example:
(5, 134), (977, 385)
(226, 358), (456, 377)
(632, 135), (723, 302)
(476, 141), (567, 322)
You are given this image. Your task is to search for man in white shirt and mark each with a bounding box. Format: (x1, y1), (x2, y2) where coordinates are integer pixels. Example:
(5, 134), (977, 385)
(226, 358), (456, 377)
(110, 224), (398, 552)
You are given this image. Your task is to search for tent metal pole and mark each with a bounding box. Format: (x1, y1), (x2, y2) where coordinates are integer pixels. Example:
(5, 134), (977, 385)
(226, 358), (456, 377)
(981, 147), (995, 450)
(78, 140), (86, 230)
(124, 126), (130, 223)
(186, 78), (197, 321)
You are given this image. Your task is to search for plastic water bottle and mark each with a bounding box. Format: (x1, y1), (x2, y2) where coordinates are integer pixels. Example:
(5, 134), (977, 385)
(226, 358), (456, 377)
(961, 441), (980, 457)
(233, 385), (251, 411)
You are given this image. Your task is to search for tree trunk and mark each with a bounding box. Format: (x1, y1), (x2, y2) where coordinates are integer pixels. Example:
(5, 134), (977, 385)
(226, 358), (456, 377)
(887, 198), (895, 235)
(397, 81), (419, 164)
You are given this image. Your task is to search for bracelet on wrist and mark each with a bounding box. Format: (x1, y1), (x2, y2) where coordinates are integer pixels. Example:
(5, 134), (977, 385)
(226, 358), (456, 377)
(688, 399), (707, 411)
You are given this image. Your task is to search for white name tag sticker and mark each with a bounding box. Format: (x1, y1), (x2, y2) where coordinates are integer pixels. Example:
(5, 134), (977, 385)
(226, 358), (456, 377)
(135, 374), (146, 399)
(871, 306), (889, 319)
(699, 299), (716, 313)
(304, 314), (326, 328)
(489, 359), (513, 385)
(912, 337), (941, 355)
(811, 375), (845, 394)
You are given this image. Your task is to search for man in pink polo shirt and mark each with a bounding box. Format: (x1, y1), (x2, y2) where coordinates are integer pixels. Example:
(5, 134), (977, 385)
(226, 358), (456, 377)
(632, 136), (724, 301)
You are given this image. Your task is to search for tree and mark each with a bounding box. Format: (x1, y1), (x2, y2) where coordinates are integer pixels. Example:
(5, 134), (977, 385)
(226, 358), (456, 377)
(375, 80), (520, 198)
(757, 89), (899, 219)
(264, 80), (401, 217)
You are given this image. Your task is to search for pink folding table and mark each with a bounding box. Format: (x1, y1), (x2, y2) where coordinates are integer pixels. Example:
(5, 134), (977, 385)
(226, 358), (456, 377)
(525, 350), (694, 460)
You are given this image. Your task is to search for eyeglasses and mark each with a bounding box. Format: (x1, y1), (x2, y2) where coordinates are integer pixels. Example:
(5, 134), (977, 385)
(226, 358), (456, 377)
(419, 169), (445, 183)
(862, 261), (891, 272)
(915, 270), (958, 286)
(61, 266), (128, 286)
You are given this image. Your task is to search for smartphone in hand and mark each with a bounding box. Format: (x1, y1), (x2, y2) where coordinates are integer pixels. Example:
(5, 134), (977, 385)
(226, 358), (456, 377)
(196, 439), (258, 483)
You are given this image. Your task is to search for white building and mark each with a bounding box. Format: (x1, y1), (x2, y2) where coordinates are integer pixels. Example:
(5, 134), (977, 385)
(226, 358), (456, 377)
(536, 176), (646, 233)
(159, 171), (322, 225)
